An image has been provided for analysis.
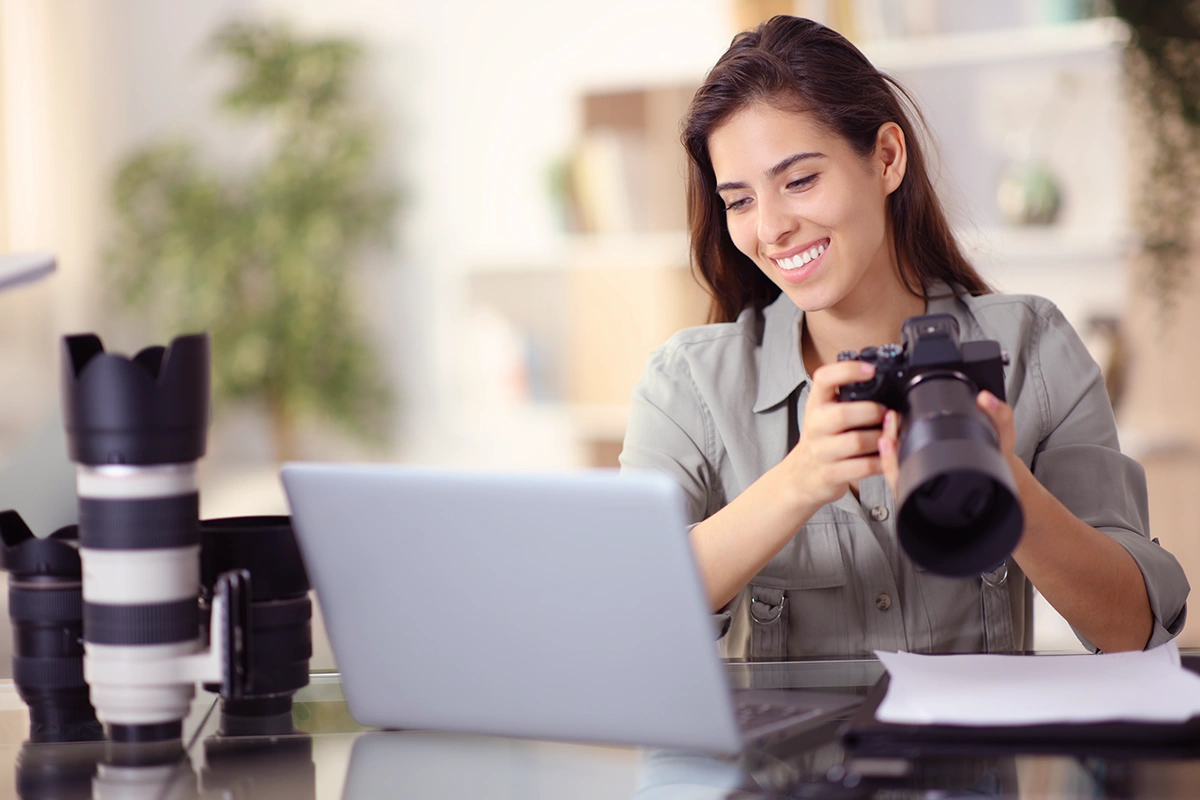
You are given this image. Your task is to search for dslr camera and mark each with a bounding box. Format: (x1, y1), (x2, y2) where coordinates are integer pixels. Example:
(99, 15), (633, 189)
(837, 313), (1024, 576)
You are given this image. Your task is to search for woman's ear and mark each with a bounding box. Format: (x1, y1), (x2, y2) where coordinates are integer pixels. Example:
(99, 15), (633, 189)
(875, 122), (907, 195)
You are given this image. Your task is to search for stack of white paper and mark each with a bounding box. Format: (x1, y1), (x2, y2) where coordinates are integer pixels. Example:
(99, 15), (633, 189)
(875, 641), (1200, 726)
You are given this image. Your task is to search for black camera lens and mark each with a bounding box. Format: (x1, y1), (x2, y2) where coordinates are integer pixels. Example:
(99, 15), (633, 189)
(0, 511), (103, 743)
(896, 375), (1024, 576)
(200, 516), (311, 734)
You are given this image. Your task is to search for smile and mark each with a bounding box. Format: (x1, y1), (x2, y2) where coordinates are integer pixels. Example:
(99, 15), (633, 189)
(769, 239), (829, 272)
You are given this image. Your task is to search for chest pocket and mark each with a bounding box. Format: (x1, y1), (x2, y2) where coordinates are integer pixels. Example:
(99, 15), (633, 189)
(753, 521), (846, 589)
(747, 522), (847, 658)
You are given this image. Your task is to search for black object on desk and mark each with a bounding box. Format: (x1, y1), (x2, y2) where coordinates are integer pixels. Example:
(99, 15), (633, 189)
(841, 655), (1200, 759)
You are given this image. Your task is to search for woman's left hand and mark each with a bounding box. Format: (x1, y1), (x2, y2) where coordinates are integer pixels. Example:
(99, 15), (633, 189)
(878, 390), (1019, 498)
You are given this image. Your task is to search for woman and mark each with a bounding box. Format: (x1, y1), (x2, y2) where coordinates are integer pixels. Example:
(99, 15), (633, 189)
(619, 16), (1188, 658)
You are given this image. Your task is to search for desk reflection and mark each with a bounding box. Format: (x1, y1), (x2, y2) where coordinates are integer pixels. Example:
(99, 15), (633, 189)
(14, 709), (317, 799)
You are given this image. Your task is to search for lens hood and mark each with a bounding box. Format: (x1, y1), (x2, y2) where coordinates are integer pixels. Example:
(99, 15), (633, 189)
(0, 513), (81, 579)
(200, 516), (309, 600)
(61, 333), (210, 466)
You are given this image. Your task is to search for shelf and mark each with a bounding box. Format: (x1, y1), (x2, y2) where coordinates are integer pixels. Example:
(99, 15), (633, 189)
(468, 226), (1131, 277)
(957, 225), (1135, 267)
(860, 17), (1129, 72)
(463, 231), (690, 275)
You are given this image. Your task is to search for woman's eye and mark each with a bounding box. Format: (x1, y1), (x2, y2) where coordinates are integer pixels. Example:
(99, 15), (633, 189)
(723, 197), (750, 212)
(787, 175), (817, 190)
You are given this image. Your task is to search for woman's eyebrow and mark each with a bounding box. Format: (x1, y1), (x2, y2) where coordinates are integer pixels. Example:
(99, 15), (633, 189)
(766, 151), (824, 178)
(715, 152), (825, 193)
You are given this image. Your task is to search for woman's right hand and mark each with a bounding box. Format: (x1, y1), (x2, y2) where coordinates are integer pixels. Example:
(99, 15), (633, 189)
(777, 360), (887, 510)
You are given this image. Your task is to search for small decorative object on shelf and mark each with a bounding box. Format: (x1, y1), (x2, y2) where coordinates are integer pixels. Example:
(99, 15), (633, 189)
(997, 161), (1061, 226)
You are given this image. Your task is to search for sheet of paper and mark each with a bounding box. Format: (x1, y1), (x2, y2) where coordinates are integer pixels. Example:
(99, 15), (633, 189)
(874, 642), (1200, 725)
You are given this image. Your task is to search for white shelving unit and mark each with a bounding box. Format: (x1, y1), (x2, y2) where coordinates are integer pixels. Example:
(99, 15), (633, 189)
(462, 230), (690, 275)
(860, 16), (1129, 72)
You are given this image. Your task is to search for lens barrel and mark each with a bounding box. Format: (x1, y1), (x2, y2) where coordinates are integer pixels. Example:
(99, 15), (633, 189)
(0, 511), (103, 743)
(200, 516), (311, 735)
(63, 333), (211, 742)
(896, 375), (1024, 576)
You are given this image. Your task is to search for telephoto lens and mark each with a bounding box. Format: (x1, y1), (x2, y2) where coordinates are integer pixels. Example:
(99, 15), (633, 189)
(0, 511), (103, 743)
(200, 516), (312, 736)
(63, 333), (248, 744)
(838, 314), (1023, 576)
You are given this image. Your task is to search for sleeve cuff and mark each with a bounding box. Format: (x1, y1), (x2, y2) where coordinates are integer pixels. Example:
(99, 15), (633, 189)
(1074, 527), (1190, 652)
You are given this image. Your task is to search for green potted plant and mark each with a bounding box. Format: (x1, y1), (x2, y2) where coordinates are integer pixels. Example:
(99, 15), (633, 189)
(107, 21), (399, 460)
(1110, 1), (1200, 314)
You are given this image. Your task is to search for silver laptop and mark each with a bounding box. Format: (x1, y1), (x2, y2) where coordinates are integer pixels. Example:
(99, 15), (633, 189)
(281, 464), (857, 754)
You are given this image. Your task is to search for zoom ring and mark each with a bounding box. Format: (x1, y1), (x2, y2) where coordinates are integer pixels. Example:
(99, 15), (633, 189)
(13, 656), (87, 689)
(83, 599), (200, 645)
(9, 587), (84, 623)
(78, 495), (200, 550)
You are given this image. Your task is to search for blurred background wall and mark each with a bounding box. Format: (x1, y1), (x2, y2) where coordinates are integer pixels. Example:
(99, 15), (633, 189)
(0, 0), (1196, 670)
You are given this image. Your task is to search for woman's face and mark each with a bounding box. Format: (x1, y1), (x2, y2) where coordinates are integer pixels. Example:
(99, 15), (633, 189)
(708, 101), (905, 314)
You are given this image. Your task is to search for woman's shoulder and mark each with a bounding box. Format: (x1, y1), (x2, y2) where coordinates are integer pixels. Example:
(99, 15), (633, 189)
(957, 289), (1061, 324)
(647, 307), (764, 374)
(954, 290), (1074, 349)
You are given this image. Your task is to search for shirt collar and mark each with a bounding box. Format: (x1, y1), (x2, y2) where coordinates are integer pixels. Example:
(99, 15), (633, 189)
(753, 292), (807, 413)
(750, 279), (968, 414)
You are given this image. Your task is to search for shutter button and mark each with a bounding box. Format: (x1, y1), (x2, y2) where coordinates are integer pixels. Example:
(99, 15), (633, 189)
(871, 505), (889, 521)
(875, 593), (892, 611)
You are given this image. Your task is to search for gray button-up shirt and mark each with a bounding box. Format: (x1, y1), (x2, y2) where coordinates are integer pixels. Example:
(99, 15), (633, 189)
(619, 283), (1189, 657)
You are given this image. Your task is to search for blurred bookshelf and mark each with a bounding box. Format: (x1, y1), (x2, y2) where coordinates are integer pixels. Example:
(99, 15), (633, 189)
(860, 16), (1129, 72)
(460, 8), (1134, 472)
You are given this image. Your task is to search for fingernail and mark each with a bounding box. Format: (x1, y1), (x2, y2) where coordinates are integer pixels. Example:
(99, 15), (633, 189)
(984, 392), (999, 410)
(860, 362), (875, 375)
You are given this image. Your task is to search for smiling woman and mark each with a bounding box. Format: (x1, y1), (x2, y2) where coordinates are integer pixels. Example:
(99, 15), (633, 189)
(618, 15), (1190, 660)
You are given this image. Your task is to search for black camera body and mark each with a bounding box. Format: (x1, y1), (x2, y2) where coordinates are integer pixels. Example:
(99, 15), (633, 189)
(836, 314), (1007, 409)
(834, 313), (1024, 577)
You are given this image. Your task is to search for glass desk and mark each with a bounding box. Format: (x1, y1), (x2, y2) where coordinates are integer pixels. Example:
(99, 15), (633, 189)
(0, 658), (1198, 799)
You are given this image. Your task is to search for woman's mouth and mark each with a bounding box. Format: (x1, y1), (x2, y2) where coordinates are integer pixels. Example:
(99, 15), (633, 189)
(769, 239), (829, 282)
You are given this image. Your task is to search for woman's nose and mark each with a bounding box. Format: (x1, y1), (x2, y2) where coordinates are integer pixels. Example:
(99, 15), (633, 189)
(757, 196), (795, 245)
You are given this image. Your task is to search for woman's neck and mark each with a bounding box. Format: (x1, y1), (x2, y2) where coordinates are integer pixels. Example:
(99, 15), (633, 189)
(800, 273), (927, 376)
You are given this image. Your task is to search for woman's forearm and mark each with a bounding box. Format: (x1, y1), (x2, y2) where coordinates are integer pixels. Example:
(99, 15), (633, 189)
(1008, 456), (1153, 653)
(689, 464), (823, 611)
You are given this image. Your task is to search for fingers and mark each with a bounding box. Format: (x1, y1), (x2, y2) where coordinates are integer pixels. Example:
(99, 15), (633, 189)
(878, 409), (900, 495)
(821, 429), (883, 461)
(810, 360), (876, 404)
(976, 390), (1016, 455)
(806, 400), (886, 438)
(826, 455), (883, 484)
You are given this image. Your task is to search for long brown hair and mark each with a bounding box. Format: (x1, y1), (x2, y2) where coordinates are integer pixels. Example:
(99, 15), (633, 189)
(683, 16), (992, 323)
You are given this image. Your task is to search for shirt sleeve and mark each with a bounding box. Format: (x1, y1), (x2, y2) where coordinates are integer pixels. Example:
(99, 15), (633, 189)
(619, 345), (735, 638)
(1029, 303), (1189, 651)
(619, 344), (714, 524)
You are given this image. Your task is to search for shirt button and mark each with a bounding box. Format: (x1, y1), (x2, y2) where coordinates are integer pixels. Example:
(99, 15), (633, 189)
(871, 505), (889, 521)
(875, 593), (892, 611)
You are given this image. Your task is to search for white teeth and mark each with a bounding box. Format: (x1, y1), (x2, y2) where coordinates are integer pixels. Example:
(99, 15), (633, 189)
(774, 242), (828, 270)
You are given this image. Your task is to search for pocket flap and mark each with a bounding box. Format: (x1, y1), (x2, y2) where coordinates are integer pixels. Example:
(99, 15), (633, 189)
(752, 521), (847, 590)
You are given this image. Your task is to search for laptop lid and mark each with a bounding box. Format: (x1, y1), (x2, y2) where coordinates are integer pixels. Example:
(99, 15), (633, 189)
(281, 464), (743, 753)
